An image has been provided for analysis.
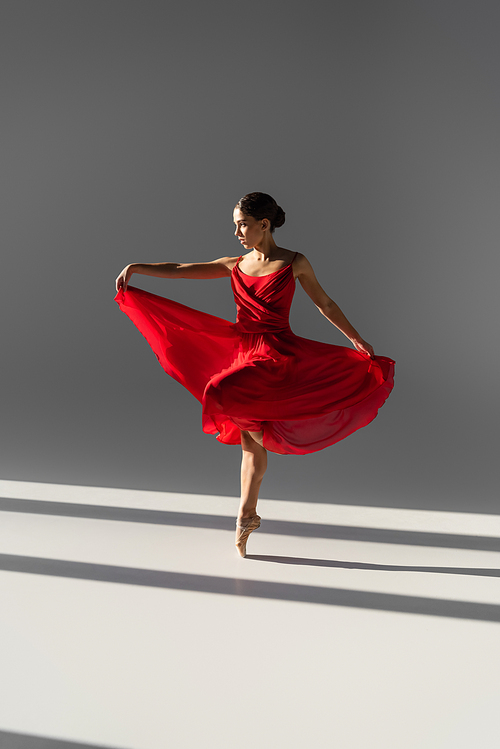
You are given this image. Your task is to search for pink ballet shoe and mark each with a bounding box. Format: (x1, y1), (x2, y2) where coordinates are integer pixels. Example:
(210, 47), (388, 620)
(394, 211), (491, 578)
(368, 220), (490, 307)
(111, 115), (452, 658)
(235, 515), (261, 557)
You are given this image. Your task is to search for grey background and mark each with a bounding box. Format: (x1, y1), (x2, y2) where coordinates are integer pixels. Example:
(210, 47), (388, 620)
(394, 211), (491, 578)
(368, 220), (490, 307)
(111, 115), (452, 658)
(1, 0), (498, 512)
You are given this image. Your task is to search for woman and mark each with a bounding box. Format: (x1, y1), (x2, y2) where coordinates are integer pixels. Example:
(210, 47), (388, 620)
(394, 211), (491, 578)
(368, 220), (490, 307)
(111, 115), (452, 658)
(115, 192), (394, 557)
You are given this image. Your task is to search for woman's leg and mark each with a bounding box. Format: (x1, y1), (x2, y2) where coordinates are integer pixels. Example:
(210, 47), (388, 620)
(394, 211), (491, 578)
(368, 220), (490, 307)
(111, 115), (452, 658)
(238, 430), (267, 521)
(235, 430), (267, 556)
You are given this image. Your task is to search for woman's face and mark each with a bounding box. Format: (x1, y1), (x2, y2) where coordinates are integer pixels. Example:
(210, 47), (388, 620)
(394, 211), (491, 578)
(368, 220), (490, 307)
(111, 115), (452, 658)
(233, 208), (266, 249)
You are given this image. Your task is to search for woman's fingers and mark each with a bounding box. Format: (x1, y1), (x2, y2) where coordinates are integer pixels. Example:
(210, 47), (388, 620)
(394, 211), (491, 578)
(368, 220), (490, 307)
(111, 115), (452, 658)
(354, 339), (375, 358)
(115, 269), (128, 292)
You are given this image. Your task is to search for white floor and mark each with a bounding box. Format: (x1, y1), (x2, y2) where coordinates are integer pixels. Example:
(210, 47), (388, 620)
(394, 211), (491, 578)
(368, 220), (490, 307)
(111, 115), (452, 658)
(1, 479), (499, 749)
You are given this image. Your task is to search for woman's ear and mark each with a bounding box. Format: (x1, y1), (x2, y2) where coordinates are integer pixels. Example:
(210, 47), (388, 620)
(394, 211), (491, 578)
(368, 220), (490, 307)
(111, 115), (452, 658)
(261, 218), (270, 231)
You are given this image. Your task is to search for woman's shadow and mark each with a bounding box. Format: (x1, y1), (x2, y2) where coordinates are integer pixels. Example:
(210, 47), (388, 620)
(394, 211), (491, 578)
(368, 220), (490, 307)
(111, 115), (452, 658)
(245, 554), (500, 578)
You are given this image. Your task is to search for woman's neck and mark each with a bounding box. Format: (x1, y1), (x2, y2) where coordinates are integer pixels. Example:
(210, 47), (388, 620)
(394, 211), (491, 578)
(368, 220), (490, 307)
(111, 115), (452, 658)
(251, 235), (278, 260)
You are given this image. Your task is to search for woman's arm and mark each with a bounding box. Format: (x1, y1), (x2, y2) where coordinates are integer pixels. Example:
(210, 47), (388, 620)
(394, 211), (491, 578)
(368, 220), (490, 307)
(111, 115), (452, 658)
(294, 254), (375, 357)
(115, 257), (237, 292)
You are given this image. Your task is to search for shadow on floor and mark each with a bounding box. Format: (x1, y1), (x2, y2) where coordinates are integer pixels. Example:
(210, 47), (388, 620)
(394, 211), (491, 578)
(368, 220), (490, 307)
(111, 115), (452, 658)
(0, 728), (122, 748)
(1, 552), (499, 623)
(2, 498), (499, 552)
(246, 554), (500, 577)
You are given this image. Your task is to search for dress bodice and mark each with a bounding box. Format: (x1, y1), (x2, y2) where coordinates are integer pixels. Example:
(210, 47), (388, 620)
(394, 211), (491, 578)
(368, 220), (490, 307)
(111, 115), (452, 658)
(231, 259), (296, 334)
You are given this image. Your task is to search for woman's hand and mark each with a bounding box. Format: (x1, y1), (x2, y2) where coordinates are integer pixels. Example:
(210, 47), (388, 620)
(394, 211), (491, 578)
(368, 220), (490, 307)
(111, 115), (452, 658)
(352, 339), (375, 358)
(115, 264), (134, 292)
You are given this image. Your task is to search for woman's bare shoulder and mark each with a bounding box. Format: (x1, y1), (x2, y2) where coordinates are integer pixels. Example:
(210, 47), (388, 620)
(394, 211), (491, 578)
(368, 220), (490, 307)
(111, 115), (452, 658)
(214, 255), (241, 272)
(292, 252), (314, 277)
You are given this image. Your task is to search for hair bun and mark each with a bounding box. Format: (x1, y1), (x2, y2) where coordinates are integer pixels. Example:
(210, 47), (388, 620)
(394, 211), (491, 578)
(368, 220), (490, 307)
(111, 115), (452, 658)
(274, 206), (286, 229)
(236, 192), (286, 233)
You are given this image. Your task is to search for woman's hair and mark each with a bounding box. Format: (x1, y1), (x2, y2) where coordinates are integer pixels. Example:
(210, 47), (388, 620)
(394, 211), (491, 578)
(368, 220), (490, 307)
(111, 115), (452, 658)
(236, 192), (286, 233)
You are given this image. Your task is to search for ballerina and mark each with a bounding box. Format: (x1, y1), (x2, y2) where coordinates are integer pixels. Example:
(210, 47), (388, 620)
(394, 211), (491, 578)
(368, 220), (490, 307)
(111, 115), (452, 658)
(115, 192), (394, 556)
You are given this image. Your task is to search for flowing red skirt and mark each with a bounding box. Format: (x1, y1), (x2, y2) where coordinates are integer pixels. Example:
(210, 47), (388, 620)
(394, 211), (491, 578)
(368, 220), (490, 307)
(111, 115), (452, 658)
(115, 286), (394, 455)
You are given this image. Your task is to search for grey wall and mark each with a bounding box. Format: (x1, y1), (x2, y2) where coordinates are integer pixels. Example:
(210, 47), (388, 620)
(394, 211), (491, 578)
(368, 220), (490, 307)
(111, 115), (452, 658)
(1, 0), (498, 512)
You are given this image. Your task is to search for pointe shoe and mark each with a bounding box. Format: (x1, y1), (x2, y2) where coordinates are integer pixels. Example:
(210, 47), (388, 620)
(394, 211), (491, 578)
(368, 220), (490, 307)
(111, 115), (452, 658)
(235, 515), (261, 557)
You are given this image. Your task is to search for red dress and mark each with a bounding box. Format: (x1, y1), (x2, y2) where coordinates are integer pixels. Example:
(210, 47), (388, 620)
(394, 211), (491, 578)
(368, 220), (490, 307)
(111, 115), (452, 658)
(114, 257), (394, 454)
